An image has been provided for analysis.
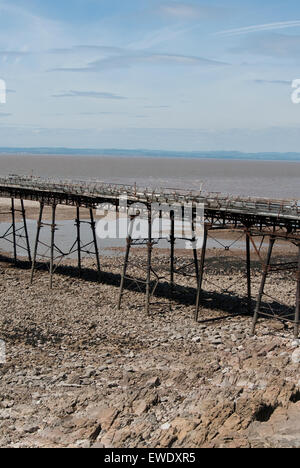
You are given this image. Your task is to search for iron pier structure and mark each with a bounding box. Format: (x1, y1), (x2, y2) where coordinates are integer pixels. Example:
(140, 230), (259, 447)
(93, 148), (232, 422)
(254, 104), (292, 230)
(0, 175), (299, 336)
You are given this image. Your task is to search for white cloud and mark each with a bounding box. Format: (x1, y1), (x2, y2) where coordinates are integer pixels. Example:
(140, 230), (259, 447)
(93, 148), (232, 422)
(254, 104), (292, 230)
(254, 79), (291, 85)
(0, 1), (66, 52)
(215, 20), (300, 37)
(48, 45), (125, 55)
(161, 3), (213, 19)
(129, 25), (193, 50)
(52, 90), (127, 100)
(51, 51), (227, 73)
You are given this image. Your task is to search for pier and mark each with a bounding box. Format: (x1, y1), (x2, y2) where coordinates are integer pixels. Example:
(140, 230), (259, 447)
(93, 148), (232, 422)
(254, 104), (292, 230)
(0, 175), (299, 336)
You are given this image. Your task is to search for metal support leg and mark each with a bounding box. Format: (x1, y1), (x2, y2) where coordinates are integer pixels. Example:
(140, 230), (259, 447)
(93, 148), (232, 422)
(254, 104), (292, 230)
(192, 217), (199, 283)
(146, 209), (152, 316)
(294, 245), (300, 338)
(11, 199), (17, 263)
(21, 199), (32, 263)
(90, 209), (101, 282)
(76, 206), (81, 278)
(30, 203), (44, 284)
(118, 215), (135, 310)
(246, 231), (252, 314)
(49, 204), (56, 290)
(170, 210), (175, 303)
(193, 248), (199, 282)
(251, 236), (275, 335)
(195, 225), (208, 321)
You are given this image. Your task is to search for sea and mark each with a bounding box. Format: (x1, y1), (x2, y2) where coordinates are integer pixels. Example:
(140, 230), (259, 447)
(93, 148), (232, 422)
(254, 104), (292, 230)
(0, 149), (299, 259)
(0, 149), (299, 199)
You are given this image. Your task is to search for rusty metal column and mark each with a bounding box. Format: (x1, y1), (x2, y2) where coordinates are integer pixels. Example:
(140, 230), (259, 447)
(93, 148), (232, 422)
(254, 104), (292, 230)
(294, 244), (300, 338)
(118, 214), (135, 310)
(246, 231), (252, 314)
(170, 210), (175, 302)
(49, 204), (57, 290)
(76, 206), (81, 278)
(195, 225), (208, 322)
(251, 236), (275, 335)
(21, 199), (32, 264)
(30, 202), (44, 284)
(11, 198), (17, 263)
(192, 214), (199, 283)
(145, 207), (152, 316)
(90, 208), (101, 281)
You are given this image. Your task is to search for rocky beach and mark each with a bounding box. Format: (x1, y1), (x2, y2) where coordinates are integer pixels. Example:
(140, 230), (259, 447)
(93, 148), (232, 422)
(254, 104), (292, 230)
(0, 245), (300, 448)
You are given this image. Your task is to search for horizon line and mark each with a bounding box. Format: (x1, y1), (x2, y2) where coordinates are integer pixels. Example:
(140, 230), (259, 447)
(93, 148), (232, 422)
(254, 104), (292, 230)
(1, 147), (300, 156)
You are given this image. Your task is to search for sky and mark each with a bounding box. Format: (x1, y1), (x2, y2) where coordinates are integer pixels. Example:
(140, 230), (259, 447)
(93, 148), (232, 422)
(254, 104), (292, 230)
(1, 0), (300, 151)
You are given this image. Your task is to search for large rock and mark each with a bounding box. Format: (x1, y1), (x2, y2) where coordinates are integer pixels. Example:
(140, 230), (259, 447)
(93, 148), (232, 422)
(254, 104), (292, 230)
(85, 406), (120, 433)
(248, 402), (300, 448)
(291, 349), (300, 364)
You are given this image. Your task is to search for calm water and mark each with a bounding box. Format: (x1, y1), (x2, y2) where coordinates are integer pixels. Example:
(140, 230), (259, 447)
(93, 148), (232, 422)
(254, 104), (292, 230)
(0, 219), (275, 260)
(0, 154), (299, 199)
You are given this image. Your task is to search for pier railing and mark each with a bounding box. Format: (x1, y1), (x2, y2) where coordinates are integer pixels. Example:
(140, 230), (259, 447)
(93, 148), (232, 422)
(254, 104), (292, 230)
(0, 175), (299, 221)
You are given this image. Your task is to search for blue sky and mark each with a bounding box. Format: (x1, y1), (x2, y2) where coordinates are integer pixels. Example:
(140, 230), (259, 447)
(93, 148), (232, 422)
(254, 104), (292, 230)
(1, 0), (300, 151)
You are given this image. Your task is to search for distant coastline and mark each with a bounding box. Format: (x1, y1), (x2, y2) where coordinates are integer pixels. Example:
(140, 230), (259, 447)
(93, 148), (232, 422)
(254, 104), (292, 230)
(1, 147), (300, 162)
